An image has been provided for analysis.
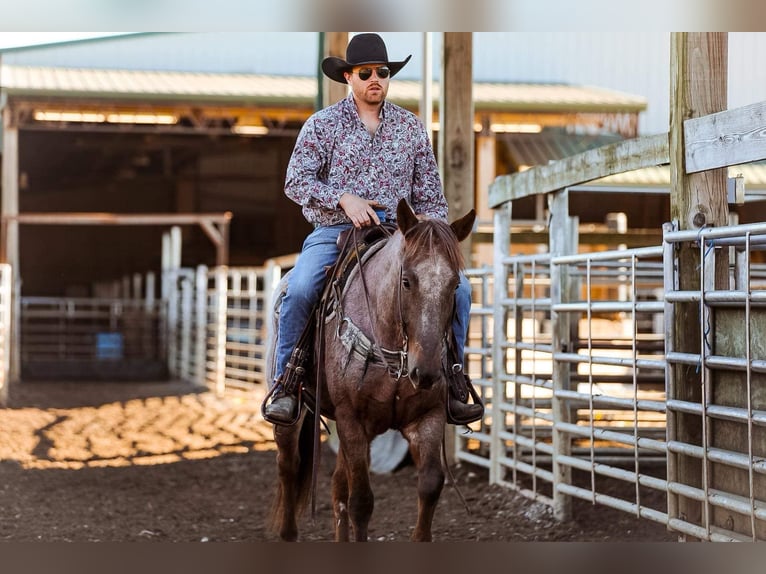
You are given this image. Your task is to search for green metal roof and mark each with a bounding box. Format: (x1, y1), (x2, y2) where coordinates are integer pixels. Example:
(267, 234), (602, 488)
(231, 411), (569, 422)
(0, 64), (648, 113)
(583, 163), (766, 194)
(592, 164), (766, 188)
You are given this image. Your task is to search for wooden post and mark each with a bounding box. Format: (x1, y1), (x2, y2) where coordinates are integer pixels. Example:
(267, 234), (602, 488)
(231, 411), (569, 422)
(490, 201), (511, 485)
(213, 266), (228, 397)
(439, 33), (474, 262)
(475, 133), (496, 223)
(668, 32), (728, 538)
(420, 32), (434, 139)
(322, 32), (349, 109)
(194, 265), (209, 387)
(1, 101), (20, 397)
(439, 33), (474, 462)
(549, 188), (575, 522)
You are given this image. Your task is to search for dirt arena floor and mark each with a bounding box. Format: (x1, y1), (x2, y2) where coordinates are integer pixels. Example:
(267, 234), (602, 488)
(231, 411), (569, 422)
(0, 380), (679, 542)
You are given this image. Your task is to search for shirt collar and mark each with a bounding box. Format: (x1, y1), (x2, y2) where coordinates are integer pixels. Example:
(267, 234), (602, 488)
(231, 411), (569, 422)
(344, 93), (387, 122)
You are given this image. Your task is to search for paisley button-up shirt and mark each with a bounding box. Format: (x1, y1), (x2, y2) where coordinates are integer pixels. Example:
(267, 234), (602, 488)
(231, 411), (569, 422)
(285, 94), (448, 227)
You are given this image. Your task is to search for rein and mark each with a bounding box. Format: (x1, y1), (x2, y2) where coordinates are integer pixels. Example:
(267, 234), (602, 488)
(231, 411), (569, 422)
(333, 227), (410, 384)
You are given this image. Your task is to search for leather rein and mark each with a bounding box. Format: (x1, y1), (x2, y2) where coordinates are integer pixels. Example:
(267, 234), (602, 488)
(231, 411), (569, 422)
(331, 226), (412, 384)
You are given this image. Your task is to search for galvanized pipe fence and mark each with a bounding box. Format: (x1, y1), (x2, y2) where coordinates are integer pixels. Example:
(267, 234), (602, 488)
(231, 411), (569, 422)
(662, 221), (766, 541)
(164, 255), (296, 396)
(450, 191), (766, 541)
(19, 270), (166, 381)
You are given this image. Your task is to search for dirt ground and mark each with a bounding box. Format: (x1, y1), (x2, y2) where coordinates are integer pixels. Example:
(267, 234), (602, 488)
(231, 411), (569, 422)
(0, 379), (678, 542)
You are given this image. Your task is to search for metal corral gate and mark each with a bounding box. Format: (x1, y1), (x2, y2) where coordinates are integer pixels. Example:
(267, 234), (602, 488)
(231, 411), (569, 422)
(165, 255), (296, 396)
(19, 277), (166, 381)
(455, 194), (766, 541)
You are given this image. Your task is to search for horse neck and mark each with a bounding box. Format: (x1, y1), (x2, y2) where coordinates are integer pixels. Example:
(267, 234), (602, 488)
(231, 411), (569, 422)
(345, 233), (404, 342)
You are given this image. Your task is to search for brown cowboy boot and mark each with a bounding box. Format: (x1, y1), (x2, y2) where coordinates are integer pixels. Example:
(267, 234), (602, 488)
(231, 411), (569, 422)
(263, 386), (298, 424)
(262, 341), (310, 425)
(446, 365), (484, 425)
(448, 393), (484, 423)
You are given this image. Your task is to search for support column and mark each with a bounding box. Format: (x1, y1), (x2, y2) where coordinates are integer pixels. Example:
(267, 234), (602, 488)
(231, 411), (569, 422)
(321, 32), (349, 109)
(420, 32), (433, 140)
(668, 32), (728, 539)
(549, 188), (576, 522)
(439, 32), (474, 263)
(1, 102), (20, 398)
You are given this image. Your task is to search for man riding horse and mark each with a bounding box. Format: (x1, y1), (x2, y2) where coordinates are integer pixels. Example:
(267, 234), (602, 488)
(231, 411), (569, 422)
(262, 33), (483, 426)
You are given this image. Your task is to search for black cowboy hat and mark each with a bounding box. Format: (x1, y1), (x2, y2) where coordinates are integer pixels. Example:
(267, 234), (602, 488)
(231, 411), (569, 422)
(321, 33), (412, 84)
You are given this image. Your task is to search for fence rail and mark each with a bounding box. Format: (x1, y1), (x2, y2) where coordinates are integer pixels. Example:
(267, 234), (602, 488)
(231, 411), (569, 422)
(19, 295), (165, 380)
(165, 256), (295, 395)
(453, 216), (766, 540)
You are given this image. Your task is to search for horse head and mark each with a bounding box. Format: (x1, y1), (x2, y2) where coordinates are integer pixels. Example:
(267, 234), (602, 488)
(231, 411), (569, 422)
(395, 199), (475, 389)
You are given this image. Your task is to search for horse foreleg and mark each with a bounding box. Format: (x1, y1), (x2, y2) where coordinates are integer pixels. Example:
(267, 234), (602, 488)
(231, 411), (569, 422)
(402, 416), (446, 542)
(335, 416), (374, 542)
(331, 448), (350, 542)
(273, 423), (302, 541)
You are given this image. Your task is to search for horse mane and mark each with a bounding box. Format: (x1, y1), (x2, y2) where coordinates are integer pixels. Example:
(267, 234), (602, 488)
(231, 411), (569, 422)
(402, 218), (465, 270)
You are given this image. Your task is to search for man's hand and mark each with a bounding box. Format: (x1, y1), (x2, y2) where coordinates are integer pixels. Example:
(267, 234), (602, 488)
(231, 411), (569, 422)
(339, 194), (383, 228)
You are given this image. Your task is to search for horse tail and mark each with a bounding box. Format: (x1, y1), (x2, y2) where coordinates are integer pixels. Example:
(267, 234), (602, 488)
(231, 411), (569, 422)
(268, 409), (317, 537)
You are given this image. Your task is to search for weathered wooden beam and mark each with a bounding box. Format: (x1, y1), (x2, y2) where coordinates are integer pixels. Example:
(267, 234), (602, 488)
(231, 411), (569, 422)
(8, 212), (232, 226)
(1, 102), (20, 399)
(670, 33), (729, 233)
(684, 100), (766, 173)
(668, 31), (728, 541)
(321, 32), (348, 108)
(8, 212), (233, 266)
(488, 133), (669, 209)
(439, 33), (474, 262)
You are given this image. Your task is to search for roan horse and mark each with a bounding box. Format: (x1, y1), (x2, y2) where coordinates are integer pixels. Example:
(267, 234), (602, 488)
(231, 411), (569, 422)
(269, 198), (475, 542)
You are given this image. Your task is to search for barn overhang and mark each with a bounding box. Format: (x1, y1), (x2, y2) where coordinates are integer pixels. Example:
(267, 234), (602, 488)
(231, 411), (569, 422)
(0, 64), (648, 138)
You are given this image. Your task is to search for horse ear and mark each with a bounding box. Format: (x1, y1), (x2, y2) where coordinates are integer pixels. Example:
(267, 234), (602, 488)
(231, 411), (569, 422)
(450, 209), (476, 242)
(396, 199), (418, 234)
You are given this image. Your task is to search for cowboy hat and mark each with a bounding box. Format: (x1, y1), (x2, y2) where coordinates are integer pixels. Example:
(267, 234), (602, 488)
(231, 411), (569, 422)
(321, 33), (412, 84)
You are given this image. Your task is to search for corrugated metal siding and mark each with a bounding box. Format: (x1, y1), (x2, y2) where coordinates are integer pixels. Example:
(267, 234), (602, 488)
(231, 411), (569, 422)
(472, 32), (766, 137)
(473, 32), (671, 136)
(729, 33), (766, 114)
(0, 32), (320, 77)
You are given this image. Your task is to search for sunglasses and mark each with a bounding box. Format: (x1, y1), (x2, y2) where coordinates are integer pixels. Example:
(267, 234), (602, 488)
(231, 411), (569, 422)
(353, 66), (391, 81)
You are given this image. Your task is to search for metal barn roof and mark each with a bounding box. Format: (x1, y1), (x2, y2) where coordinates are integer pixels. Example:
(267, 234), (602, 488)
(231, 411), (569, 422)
(585, 164), (766, 195)
(0, 64), (648, 113)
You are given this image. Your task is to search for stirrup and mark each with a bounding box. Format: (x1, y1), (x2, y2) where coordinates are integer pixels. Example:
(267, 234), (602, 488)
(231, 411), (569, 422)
(261, 382), (302, 426)
(447, 397), (484, 425)
(445, 364), (485, 425)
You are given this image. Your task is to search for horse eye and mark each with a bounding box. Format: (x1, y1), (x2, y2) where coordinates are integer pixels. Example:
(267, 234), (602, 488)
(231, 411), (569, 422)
(402, 277), (411, 290)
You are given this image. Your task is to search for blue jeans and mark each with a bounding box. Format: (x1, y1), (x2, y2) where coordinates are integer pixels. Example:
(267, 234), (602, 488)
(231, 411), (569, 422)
(274, 222), (472, 383)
